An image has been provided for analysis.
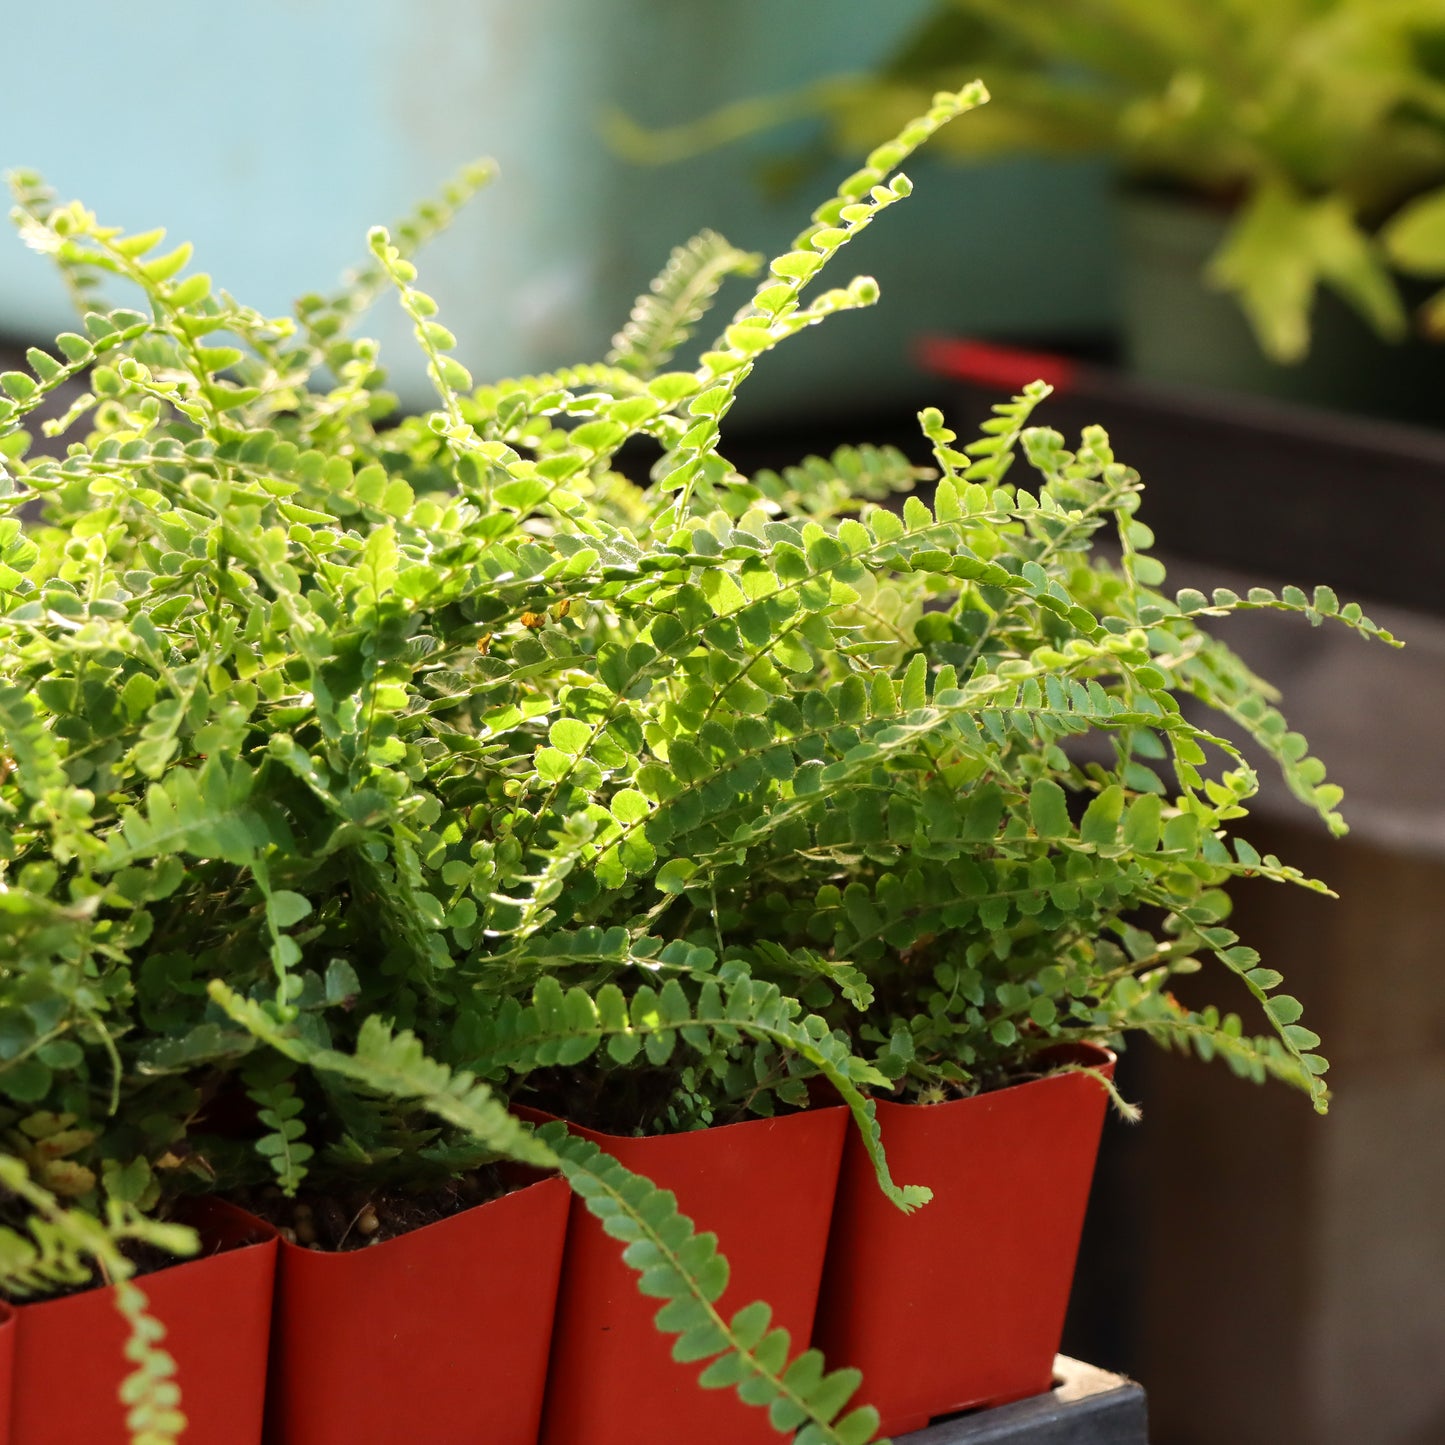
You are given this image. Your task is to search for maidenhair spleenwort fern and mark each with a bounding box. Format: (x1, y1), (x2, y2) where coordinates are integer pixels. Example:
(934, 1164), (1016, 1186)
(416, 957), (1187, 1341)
(208, 986), (890, 1445)
(0, 76), (1401, 1445)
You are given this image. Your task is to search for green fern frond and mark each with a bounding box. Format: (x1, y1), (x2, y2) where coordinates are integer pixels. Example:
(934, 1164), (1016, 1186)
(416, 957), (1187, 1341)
(921, 385), (1050, 484)
(751, 443), (930, 519)
(295, 157), (496, 364)
(1172, 581), (1399, 645)
(609, 230), (762, 378)
(0, 1213), (93, 1298)
(367, 226), (476, 435)
(0, 683), (96, 863)
(0, 207), (290, 430)
(1177, 916), (1329, 1113)
(463, 964), (927, 1211)
(97, 757), (268, 869)
(1175, 630), (1368, 836)
(0, 310), (150, 439)
(113, 1278), (187, 1445)
(477, 361), (651, 404)
(209, 984), (556, 1171)
(747, 942), (876, 1012)
(653, 83), (989, 522)
(6, 168), (111, 317)
(0, 683), (72, 805)
(1142, 998), (1321, 1096)
(468, 363), (652, 446)
(242, 1055), (314, 1196)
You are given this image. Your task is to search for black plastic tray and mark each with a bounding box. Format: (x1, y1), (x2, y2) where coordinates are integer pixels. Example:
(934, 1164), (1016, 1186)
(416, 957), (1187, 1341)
(899, 1357), (1148, 1444)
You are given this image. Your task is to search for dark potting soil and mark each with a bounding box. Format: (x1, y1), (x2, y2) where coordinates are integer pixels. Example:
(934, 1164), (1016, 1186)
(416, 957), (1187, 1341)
(243, 1165), (508, 1252)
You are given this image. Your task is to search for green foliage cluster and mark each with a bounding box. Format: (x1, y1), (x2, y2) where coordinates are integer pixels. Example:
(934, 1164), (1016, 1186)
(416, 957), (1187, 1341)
(0, 81), (1394, 1442)
(618, 0), (1445, 362)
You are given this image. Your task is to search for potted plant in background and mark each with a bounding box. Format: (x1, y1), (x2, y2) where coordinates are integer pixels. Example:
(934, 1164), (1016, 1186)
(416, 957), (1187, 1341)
(1, 79), (1399, 1445)
(619, 0), (1445, 422)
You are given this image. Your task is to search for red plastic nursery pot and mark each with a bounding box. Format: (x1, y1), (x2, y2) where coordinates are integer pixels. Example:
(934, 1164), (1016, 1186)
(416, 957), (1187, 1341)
(812, 1046), (1115, 1436)
(537, 1106), (849, 1445)
(3, 1197), (277, 1445)
(257, 1174), (570, 1445)
(0, 1303), (13, 1445)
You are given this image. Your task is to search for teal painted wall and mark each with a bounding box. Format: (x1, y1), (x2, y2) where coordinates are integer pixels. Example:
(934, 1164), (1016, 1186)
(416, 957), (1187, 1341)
(0, 2), (1114, 418)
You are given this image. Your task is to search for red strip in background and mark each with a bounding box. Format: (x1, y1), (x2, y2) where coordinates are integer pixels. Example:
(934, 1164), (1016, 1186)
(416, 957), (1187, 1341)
(916, 336), (1080, 395)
